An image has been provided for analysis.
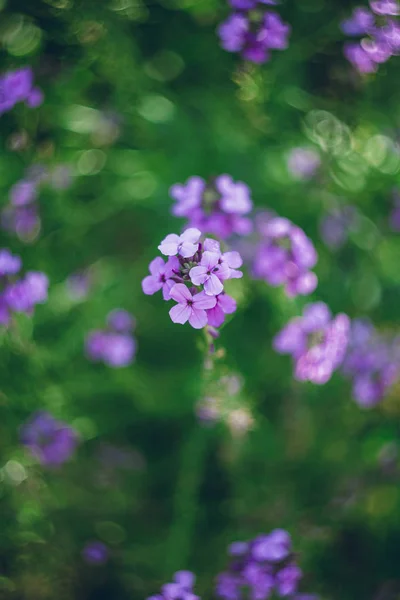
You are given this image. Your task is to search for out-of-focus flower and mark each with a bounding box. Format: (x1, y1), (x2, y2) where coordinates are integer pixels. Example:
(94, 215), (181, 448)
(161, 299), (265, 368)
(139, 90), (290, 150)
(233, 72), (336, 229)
(319, 205), (358, 250)
(252, 216), (318, 297)
(82, 541), (109, 565)
(0, 67), (44, 115)
(20, 411), (78, 467)
(342, 319), (399, 407)
(147, 571), (199, 600)
(170, 175), (253, 240)
(287, 147), (321, 180)
(216, 531), (316, 600)
(274, 302), (350, 384)
(218, 3), (290, 65)
(85, 309), (137, 367)
(342, 2), (400, 73)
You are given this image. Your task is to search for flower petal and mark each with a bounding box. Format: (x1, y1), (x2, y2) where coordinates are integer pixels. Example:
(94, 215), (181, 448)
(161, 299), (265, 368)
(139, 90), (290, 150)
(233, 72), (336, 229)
(169, 283), (192, 303)
(201, 251), (220, 270)
(149, 256), (165, 276)
(180, 227), (201, 243)
(142, 275), (163, 295)
(222, 251), (243, 268)
(206, 305), (225, 327)
(189, 266), (207, 286)
(193, 291), (217, 309)
(204, 274), (224, 296)
(158, 234), (179, 256)
(179, 241), (199, 258)
(169, 303), (191, 324)
(218, 293), (237, 314)
(188, 307), (208, 329)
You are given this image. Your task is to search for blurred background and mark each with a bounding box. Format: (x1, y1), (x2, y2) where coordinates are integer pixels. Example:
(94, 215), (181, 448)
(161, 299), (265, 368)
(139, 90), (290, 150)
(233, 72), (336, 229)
(0, 0), (400, 598)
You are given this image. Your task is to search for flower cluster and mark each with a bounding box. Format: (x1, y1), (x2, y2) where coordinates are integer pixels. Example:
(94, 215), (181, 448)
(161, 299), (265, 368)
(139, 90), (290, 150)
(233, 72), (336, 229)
(252, 216), (318, 297)
(0, 67), (43, 115)
(147, 571), (199, 600)
(2, 164), (72, 242)
(85, 309), (137, 367)
(170, 175), (253, 240)
(342, 1), (400, 74)
(0, 249), (49, 326)
(342, 319), (400, 408)
(273, 302), (350, 384)
(20, 411), (78, 467)
(142, 228), (242, 330)
(216, 530), (317, 600)
(217, 0), (291, 64)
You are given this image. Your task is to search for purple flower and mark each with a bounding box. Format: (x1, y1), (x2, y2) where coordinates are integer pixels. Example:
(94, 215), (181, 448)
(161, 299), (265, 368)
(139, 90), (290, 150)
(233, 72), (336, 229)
(342, 319), (399, 407)
(229, 0), (277, 7)
(276, 565), (302, 596)
(4, 271), (49, 312)
(287, 148), (321, 180)
(142, 256), (180, 300)
(206, 293), (237, 327)
(82, 541), (109, 565)
(107, 308), (135, 332)
(169, 284), (216, 329)
(26, 87), (44, 108)
(20, 411), (78, 467)
(147, 571), (199, 600)
(85, 309), (137, 367)
(370, 0), (399, 15)
(274, 302), (351, 385)
(189, 251), (226, 296)
(252, 217), (317, 297)
(344, 42), (378, 73)
(170, 175), (253, 240)
(10, 180), (37, 207)
(217, 5), (290, 64)
(4, 67), (33, 103)
(0, 249), (21, 276)
(341, 7), (375, 36)
(66, 271), (92, 301)
(251, 530), (291, 562)
(319, 205), (358, 250)
(159, 228), (201, 258)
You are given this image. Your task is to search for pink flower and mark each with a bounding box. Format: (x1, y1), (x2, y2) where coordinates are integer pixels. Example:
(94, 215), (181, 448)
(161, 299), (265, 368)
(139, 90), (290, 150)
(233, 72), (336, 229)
(206, 293), (237, 327)
(142, 256), (179, 300)
(158, 228), (201, 258)
(169, 284), (216, 329)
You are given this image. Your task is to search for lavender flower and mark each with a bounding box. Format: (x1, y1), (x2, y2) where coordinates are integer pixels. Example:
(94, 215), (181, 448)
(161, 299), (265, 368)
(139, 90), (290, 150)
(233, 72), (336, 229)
(0, 249), (48, 326)
(274, 302), (350, 385)
(342, 319), (399, 407)
(142, 233), (243, 330)
(85, 309), (136, 367)
(341, 2), (400, 73)
(82, 541), (109, 565)
(20, 411), (78, 467)
(287, 148), (321, 180)
(319, 205), (358, 250)
(218, 5), (290, 65)
(216, 531), (315, 600)
(252, 216), (318, 297)
(170, 175), (253, 240)
(0, 67), (44, 115)
(147, 571), (199, 600)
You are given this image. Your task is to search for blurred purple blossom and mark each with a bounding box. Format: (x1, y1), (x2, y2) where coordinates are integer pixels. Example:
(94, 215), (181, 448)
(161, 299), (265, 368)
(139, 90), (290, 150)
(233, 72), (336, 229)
(274, 302), (351, 385)
(85, 309), (137, 367)
(170, 175), (253, 240)
(287, 147), (321, 180)
(20, 411), (78, 467)
(147, 571), (199, 600)
(82, 541), (109, 565)
(319, 205), (358, 250)
(0, 67), (44, 115)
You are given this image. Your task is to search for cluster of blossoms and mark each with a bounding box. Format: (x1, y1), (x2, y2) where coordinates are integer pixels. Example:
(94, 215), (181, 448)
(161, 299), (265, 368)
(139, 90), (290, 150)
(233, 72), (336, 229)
(0, 249), (49, 326)
(341, 1), (400, 74)
(286, 147), (321, 181)
(147, 571), (199, 600)
(0, 67), (43, 115)
(252, 215), (318, 297)
(218, 0), (291, 64)
(170, 175), (253, 240)
(20, 411), (78, 467)
(85, 309), (137, 368)
(2, 164), (72, 242)
(142, 228), (242, 330)
(273, 302), (350, 385)
(217, 530), (317, 600)
(342, 319), (400, 408)
(319, 205), (358, 251)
